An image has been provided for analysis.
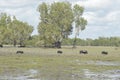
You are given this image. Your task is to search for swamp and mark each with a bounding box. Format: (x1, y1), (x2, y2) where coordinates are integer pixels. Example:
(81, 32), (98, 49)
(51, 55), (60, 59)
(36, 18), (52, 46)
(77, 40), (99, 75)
(0, 46), (120, 80)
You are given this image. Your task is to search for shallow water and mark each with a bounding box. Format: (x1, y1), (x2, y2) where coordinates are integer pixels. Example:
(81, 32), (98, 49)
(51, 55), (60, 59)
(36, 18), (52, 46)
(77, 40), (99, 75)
(75, 60), (120, 66)
(0, 60), (120, 80)
(0, 69), (120, 80)
(83, 69), (120, 80)
(0, 69), (39, 80)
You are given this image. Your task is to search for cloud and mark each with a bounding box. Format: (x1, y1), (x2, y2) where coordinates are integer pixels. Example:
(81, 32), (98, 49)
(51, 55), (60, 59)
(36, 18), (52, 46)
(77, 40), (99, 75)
(0, 0), (41, 35)
(0, 0), (40, 8)
(78, 0), (120, 38)
(105, 11), (120, 22)
(75, 0), (112, 10)
(0, 0), (120, 39)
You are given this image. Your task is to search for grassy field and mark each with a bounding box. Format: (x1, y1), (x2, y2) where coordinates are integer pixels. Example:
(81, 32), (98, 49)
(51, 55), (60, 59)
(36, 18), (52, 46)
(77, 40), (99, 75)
(0, 46), (120, 80)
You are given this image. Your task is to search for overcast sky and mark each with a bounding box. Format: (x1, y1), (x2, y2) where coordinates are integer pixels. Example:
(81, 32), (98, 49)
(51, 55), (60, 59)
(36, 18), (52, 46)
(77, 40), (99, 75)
(0, 0), (120, 39)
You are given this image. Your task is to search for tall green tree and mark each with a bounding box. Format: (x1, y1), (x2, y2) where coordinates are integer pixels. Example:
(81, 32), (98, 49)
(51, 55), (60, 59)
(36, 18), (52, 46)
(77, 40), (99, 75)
(0, 13), (11, 45)
(9, 16), (33, 47)
(18, 22), (33, 46)
(37, 2), (50, 47)
(0, 13), (33, 46)
(38, 2), (74, 48)
(73, 4), (87, 48)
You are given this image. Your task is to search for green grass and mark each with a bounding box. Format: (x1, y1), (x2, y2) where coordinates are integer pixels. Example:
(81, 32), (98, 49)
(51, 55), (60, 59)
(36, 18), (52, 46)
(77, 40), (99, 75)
(0, 46), (120, 78)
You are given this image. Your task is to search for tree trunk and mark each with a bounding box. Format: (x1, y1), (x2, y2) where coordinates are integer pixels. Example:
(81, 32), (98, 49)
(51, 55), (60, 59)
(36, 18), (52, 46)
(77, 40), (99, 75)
(43, 36), (47, 48)
(19, 39), (25, 47)
(0, 42), (3, 47)
(73, 37), (77, 48)
(54, 41), (61, 48)
(13, 39), (16, 47)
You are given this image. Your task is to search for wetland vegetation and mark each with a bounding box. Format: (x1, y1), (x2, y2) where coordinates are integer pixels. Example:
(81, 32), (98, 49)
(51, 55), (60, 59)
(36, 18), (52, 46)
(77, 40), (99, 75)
(0, 46), (120, 80)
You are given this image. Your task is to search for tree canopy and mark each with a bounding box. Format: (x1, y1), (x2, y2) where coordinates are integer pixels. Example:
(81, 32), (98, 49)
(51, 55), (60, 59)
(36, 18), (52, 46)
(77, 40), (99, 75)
(0, 13), (33, 46)
(73, 4), (87, 48)
(37, 2), (87, 48)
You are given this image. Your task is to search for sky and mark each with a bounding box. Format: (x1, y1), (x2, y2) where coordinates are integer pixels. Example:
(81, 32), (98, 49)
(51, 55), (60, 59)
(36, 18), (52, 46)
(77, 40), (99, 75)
(0, 0), (120, 39)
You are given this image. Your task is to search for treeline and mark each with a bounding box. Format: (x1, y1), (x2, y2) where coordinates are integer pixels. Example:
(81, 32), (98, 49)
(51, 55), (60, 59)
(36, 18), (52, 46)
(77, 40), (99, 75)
(62, 37), (120, 47)
(25, 36), (120, 47)
(0, 2), (120, 47)
(0, 13), (33, 47)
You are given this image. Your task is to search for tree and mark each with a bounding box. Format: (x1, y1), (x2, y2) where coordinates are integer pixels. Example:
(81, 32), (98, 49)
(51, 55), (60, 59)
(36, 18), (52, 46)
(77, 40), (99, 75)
(37, 2), (50, 47)
(9, 16), (33, 47)
(18, 22), (33, 47)
(73, 4), (87, 48)
(0, 13), (11, 45)
(0, 13), (33, 47)
(37, 2), (74, 48)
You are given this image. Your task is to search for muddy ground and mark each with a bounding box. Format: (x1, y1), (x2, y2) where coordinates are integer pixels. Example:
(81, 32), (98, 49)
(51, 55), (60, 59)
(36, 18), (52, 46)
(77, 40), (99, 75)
(0, 60), (120, 80)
